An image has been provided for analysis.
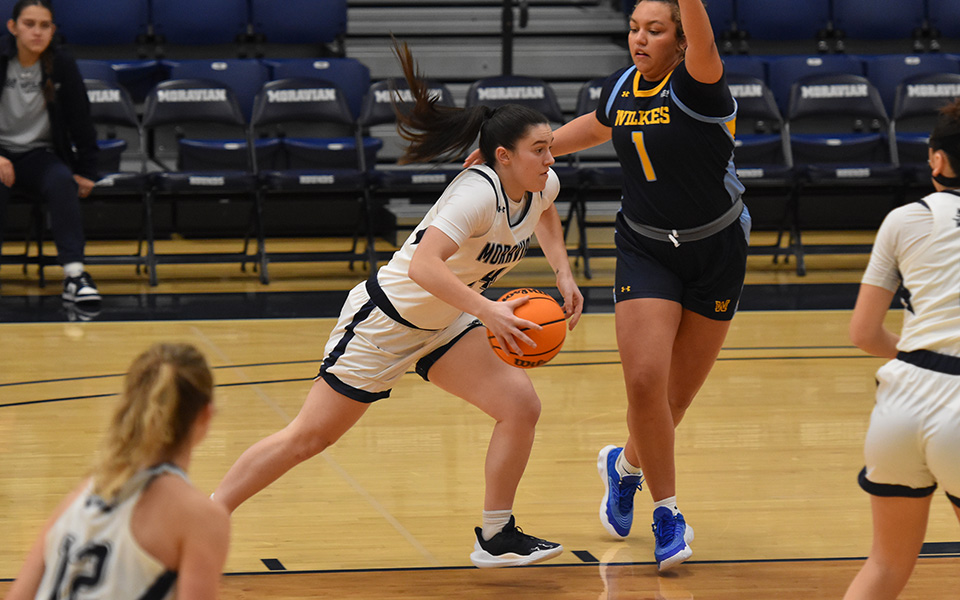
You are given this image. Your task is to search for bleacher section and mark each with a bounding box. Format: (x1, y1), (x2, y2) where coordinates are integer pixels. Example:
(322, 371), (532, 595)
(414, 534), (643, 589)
(3, 0), (960, 284)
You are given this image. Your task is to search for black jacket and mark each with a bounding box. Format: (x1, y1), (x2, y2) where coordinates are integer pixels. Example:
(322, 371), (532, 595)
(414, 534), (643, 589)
(0, 34), (98, 180)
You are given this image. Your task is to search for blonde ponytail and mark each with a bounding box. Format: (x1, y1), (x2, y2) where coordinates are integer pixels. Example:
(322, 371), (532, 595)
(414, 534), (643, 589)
(91, 344), (213, 499)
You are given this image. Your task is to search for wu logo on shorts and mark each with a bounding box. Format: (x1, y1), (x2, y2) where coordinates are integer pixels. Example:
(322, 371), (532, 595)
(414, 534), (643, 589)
(620, 286), (631, 293)
(715, 299), (732, 313)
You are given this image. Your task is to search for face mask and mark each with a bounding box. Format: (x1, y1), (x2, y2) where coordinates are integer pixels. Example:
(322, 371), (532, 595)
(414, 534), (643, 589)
(933, 172), (960, 188)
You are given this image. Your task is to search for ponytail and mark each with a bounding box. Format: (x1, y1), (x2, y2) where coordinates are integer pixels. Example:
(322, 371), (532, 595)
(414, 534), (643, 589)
(391, 40), (550, 166)
(91, 343), (213, 500)
(392, 40), (488, 165)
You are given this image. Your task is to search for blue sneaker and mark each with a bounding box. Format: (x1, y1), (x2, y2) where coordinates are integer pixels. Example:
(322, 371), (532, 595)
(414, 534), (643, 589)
(597, 445), (643, 538)
(652, 506), (693, 571)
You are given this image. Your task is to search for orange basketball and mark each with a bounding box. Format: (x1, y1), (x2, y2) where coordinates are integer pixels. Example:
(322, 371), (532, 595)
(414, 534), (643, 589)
(486, 288), (566, 369)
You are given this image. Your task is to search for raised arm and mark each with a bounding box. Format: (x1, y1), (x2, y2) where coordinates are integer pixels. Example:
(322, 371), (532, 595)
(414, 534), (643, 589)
(678, 0), (724, 84)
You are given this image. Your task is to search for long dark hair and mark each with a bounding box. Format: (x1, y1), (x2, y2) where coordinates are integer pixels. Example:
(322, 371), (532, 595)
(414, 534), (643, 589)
(11, 0), (56, 104)
(391, 40), (549, 166)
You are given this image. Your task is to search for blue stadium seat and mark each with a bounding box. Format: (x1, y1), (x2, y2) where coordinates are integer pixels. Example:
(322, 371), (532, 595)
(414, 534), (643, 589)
(786, 73), (899, 183)
(736, 0), (830, 41)
(56, 0), (148, 45)
(151, 0), (248, 45)
(84, 79), (154, 275)
(767, 55), (865, 112)
(722, 55), (767, 82)
(729, 75), (793, 182)
(464, 75), (577, 190)
(929, 0), (960, 39)
(251, 77), (383, 269)
(166, 59), (269, 121)
(266, 58), (371, 120)
(892, 72), (960, 183)
(77, 60), (119, 85)
(142, 79), (266, 284)
(864, 54), (960, 114)
(250, 0), (347, 45)
(465, 75), (566, 124)
(110, 60), (164, 105)
(727, 74), (803, 272)
(832, 0), (925, 41)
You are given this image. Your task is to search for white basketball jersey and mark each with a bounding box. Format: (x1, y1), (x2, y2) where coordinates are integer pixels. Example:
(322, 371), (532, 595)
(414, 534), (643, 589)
(897, 190), (960, 355)
(375, 164), (559, 330)
(34, 464), (185, 600)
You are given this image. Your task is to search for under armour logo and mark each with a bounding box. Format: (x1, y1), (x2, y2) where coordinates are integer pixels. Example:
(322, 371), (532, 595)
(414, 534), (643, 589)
(954, 208), (960, 227)
(621, 91), (630, 97)
(621, 286), (631, 293)
(496, 203), (506, 213)
(715, 299), (731, 312)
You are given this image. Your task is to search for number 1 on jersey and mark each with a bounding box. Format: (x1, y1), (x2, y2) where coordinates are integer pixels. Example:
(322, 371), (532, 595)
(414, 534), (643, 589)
(632, 131), (656, 181)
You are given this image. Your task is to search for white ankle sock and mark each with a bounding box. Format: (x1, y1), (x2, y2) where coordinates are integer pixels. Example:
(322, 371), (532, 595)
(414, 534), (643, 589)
(63, 262), (84, 278)
(616, 451), (642, 477)
(481, 509), (513, 541)
(653, 496), (679, 515)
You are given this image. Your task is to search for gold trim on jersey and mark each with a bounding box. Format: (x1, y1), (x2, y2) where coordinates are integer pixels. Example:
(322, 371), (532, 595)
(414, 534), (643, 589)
(632, 68), (674, 97)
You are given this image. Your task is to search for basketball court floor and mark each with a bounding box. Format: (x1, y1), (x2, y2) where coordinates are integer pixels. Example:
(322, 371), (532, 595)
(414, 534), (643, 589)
(2, 232), (958, 598)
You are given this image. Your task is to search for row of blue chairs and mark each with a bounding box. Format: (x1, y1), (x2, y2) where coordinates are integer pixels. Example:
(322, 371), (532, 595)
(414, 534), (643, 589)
(69, 57), (958, 283)
(669, 0), (960, 42)
(0, 0), (345, 47)
(722, 53), (960, 114)
(79, 53), (960, 123)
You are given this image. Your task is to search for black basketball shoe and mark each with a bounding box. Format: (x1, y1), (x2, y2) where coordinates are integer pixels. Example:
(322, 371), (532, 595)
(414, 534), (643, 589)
(469, 516), (563, 568)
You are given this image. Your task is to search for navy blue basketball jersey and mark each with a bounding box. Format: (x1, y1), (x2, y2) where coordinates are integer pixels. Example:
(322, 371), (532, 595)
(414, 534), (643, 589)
(596, 61), (744, 230)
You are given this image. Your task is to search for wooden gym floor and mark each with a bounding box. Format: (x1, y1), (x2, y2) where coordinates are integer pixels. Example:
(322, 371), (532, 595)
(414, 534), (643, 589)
(1, 231), (958, 598)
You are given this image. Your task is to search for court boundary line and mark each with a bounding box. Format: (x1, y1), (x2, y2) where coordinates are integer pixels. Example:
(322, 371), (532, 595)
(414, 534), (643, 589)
(0, 346), (871, 391)
(0, 355), (882, 409)
(210, 552), (957, 578)
(5, 553), (960, 583)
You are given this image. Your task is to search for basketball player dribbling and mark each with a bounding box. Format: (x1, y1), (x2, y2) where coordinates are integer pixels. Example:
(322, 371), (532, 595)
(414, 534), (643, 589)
(211, 42), (584, 568)
(844, 100), (960, 600)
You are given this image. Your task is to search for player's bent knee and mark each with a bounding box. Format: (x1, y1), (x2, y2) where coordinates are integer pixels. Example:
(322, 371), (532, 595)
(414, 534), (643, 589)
(510, 393), (541, 427)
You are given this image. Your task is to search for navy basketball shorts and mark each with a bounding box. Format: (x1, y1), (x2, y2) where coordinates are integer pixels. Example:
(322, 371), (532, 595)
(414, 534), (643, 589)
(613, 211), (749, 322)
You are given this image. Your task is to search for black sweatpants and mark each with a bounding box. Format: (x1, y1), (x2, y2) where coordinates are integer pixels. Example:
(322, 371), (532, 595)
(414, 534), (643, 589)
(0, 147), (85, 265)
